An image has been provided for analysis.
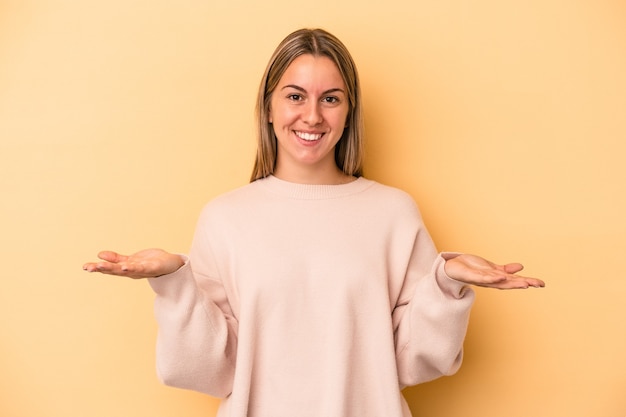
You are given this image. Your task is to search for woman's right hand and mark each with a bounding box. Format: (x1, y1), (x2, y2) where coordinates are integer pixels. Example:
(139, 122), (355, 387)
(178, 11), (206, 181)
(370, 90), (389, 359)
(82, 248), (185, 279)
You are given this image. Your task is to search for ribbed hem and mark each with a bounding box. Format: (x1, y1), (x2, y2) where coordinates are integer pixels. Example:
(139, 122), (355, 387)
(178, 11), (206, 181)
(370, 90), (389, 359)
(256, 175), (375, 200)
(437, 252), (474, 299)
(148, 255), (190, 296)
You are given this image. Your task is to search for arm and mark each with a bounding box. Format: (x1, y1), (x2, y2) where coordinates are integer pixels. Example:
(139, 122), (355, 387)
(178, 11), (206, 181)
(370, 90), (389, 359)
(82, 211), (239, 397)
(84, 247), (237, 397)
(392, 229), (544, 388)
(393, 230), (475, 388)
(147, 204), (239, 397)
(148, 257), (237, 397)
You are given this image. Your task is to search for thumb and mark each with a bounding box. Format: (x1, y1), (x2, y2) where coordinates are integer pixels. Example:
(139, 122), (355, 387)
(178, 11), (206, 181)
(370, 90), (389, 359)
(503, 263), (524, 274)
(97, 250), (127, 263)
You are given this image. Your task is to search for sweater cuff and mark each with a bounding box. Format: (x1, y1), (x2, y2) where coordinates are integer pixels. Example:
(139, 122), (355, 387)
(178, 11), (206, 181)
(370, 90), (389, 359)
(436, 252), (472, 299)
(147, 255), (191, 296)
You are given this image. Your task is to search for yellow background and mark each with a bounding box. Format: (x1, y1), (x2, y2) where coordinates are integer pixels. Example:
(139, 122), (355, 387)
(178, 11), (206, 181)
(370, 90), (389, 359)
(1, 0), (624, 416)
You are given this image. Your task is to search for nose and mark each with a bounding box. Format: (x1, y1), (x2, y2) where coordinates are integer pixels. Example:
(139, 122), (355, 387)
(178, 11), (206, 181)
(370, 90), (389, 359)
(303, 101), (323, 126)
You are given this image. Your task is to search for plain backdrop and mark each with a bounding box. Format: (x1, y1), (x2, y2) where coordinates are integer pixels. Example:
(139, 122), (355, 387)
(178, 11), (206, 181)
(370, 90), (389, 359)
(1, 1), (624, 416)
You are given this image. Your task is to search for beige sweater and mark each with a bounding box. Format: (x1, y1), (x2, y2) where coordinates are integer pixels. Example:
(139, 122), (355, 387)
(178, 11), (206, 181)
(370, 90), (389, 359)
(149, 175), (475, 417)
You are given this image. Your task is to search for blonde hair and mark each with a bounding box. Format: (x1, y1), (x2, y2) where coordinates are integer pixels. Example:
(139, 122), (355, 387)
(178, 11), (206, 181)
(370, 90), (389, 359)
(250, 28), (364, 182)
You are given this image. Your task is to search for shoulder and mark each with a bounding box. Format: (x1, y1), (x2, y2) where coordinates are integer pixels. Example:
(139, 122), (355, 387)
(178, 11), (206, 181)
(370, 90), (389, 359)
(197, 180), (266, 221)
(365, 180), (416, 202)
(209, 180), (264, 205)
(361, 178), (423, 219)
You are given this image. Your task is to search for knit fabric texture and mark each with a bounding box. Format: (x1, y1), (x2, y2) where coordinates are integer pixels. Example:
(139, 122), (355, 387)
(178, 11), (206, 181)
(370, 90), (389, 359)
(149, 175), (475, 417)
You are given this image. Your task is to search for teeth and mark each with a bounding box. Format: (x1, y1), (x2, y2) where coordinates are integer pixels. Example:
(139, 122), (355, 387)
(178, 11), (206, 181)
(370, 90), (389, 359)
(295, 131), (323, 141)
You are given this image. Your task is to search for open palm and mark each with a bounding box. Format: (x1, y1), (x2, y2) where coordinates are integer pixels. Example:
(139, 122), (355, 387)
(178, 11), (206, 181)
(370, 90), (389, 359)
(444, 254), (545, 290)
(83, 248), (184, 279)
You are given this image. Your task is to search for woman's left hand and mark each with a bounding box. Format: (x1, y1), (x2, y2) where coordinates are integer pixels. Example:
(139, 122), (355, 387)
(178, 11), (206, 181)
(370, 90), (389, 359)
(444, 254), (545, 290)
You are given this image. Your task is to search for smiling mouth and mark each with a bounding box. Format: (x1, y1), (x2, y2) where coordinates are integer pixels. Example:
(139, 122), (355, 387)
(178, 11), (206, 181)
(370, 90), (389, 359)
(295, 131), (323, 141)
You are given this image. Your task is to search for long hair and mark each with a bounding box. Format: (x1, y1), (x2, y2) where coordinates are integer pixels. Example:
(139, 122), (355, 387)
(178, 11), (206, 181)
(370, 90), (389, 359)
(250, 28), (364, 182)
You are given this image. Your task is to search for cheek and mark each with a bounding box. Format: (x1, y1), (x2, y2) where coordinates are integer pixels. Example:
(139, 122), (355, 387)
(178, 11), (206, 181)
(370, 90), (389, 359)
(333, 108), (350, 129)
(272, 106), (299, 127)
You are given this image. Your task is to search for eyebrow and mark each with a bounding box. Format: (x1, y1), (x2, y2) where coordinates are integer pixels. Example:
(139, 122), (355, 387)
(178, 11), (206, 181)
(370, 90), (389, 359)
(281, 84), (346, 95)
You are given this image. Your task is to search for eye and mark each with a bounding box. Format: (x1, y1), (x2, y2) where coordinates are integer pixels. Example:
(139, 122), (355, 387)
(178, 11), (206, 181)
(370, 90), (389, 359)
(287, 94), (303, 102)
(322, 96), (340, 104)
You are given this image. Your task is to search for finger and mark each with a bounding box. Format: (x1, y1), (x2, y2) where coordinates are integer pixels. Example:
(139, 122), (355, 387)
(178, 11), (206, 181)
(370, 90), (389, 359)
(82, 262), (100, 272)
(82, 261), (125, 274)
(94, 261), (147, 279)
(96, 261), (126, 274)
(83, 262), (117, 274)
(487, 276), (545, 290)
(525, 277), (545, 288)
(504, 272), (545, 288)
(477, 278), (530, 290)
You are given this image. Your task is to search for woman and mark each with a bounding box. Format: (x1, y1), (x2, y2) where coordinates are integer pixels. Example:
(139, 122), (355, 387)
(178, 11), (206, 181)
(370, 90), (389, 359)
(83, 28), (544, 417)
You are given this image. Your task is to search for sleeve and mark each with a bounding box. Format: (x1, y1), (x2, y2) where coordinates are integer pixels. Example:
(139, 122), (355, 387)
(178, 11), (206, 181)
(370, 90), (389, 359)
(392, 215), (475, 389)
(147, 205), (238, 398)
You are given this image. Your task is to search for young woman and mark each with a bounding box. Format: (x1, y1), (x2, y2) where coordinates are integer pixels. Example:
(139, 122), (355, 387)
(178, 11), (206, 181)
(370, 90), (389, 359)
(83, 28), (544, 417)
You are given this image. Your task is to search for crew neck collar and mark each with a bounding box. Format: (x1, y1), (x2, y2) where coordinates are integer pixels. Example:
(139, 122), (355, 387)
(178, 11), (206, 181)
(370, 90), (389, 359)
(256, 175), (373, 200)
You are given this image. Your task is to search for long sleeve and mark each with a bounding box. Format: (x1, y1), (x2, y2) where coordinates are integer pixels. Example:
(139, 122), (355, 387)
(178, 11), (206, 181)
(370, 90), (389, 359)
(144, 176), (478, 416)
(392, 222), (475, 388)
(148, 216), (239, 398)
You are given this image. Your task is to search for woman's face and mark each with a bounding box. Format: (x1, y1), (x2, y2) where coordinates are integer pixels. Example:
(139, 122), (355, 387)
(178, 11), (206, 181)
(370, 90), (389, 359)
(269, 54), (349, 182)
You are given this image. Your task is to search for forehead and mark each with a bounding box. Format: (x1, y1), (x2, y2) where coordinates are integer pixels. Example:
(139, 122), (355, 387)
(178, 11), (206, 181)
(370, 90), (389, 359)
(278, 54), (345, 89)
